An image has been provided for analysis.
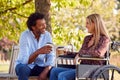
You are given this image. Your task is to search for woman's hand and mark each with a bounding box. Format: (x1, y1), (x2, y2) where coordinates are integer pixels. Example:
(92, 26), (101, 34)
(64, 50), (71, 55)
(73, 54), (80, 64)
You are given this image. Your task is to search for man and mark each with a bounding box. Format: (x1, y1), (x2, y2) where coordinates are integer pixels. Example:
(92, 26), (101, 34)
(15, 12), (55, 80)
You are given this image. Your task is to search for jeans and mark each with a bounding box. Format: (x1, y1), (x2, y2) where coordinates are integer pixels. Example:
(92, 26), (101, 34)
(49, 67), (75, 80)
(15, 64), (51, 80)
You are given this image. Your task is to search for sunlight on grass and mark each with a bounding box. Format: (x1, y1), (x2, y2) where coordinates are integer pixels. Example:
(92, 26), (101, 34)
(109, 70), (120, 80)
(0, 64), (9, 73)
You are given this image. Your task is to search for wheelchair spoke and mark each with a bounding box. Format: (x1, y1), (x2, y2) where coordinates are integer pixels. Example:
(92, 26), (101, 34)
(110, 69), (114, 80)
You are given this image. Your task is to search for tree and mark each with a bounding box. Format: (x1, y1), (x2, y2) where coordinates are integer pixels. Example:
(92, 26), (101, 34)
(35, 0), (52, 33)
(0, 0), (35, 42)
(0, 0), (119, 50)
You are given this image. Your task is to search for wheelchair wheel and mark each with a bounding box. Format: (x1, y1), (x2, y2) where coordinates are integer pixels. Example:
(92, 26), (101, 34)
(91, 65), (120, 80)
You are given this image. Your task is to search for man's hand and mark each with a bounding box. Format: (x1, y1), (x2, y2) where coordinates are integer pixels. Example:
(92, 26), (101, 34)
(37, 45), (52, 54)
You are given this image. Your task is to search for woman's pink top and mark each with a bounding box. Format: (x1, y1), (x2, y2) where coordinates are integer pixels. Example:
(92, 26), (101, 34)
(78, 35), (110, 65)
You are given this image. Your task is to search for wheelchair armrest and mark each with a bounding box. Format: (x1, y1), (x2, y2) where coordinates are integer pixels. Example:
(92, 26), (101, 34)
(79, 54), (108, 60)
(78, 57), (108, 60)
(76, 55), (109, 65)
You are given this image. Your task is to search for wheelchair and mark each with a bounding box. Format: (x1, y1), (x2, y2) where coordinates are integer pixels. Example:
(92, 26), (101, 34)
(56, 41), (120, 80)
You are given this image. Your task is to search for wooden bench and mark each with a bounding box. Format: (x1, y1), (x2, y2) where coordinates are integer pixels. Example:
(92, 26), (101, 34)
(0, 45), (37, 80)
(0, 45), (74, 80)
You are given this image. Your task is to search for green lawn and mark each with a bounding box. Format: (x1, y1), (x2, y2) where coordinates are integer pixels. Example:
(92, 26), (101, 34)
(0, 64), (9, 73)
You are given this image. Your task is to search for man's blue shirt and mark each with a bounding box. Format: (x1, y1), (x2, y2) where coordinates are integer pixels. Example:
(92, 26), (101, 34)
(15, 30), (55, 69)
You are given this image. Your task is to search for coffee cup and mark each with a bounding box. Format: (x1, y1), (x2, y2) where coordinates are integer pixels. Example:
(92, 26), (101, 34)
(45, 42), (53, 47)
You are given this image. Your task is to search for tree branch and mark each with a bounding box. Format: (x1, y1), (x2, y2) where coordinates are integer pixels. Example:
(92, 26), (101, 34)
(0, 0), (33, 14)
(11, 11), (28, 18)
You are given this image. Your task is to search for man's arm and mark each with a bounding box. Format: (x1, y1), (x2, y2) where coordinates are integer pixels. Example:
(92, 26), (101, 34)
(38, 32), (54, 79)
(28, 45), (52, 64)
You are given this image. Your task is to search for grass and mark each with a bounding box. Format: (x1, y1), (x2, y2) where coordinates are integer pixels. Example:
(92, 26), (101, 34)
(110, 51), (120, 67)
(0, 63), (9, 73)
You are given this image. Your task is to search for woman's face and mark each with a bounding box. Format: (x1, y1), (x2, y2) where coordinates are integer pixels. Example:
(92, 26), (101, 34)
(86, 18), (95, 34)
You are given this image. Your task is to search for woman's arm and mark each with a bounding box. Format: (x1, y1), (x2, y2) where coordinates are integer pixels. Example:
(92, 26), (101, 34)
(79, 36), (110, 58)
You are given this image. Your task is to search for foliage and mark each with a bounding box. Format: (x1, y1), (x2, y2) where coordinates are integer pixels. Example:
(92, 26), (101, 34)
(0, 0), (35, 42)
(51, 0), (92, 50)
(51, 0), (120, 50)
(0, 0), (120, 51)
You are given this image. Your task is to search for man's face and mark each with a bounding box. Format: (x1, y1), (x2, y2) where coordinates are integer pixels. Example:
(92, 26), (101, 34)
(32, 19), (46, 34)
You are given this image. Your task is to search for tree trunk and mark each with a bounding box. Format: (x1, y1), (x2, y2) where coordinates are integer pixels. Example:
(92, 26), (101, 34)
(35, 0), (51, 33)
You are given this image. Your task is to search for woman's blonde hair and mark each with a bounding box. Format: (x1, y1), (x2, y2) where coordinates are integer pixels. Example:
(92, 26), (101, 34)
(87, 14), (109, 48)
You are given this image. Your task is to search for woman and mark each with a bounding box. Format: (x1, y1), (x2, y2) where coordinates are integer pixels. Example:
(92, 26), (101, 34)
(50, 14), (110, 80)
